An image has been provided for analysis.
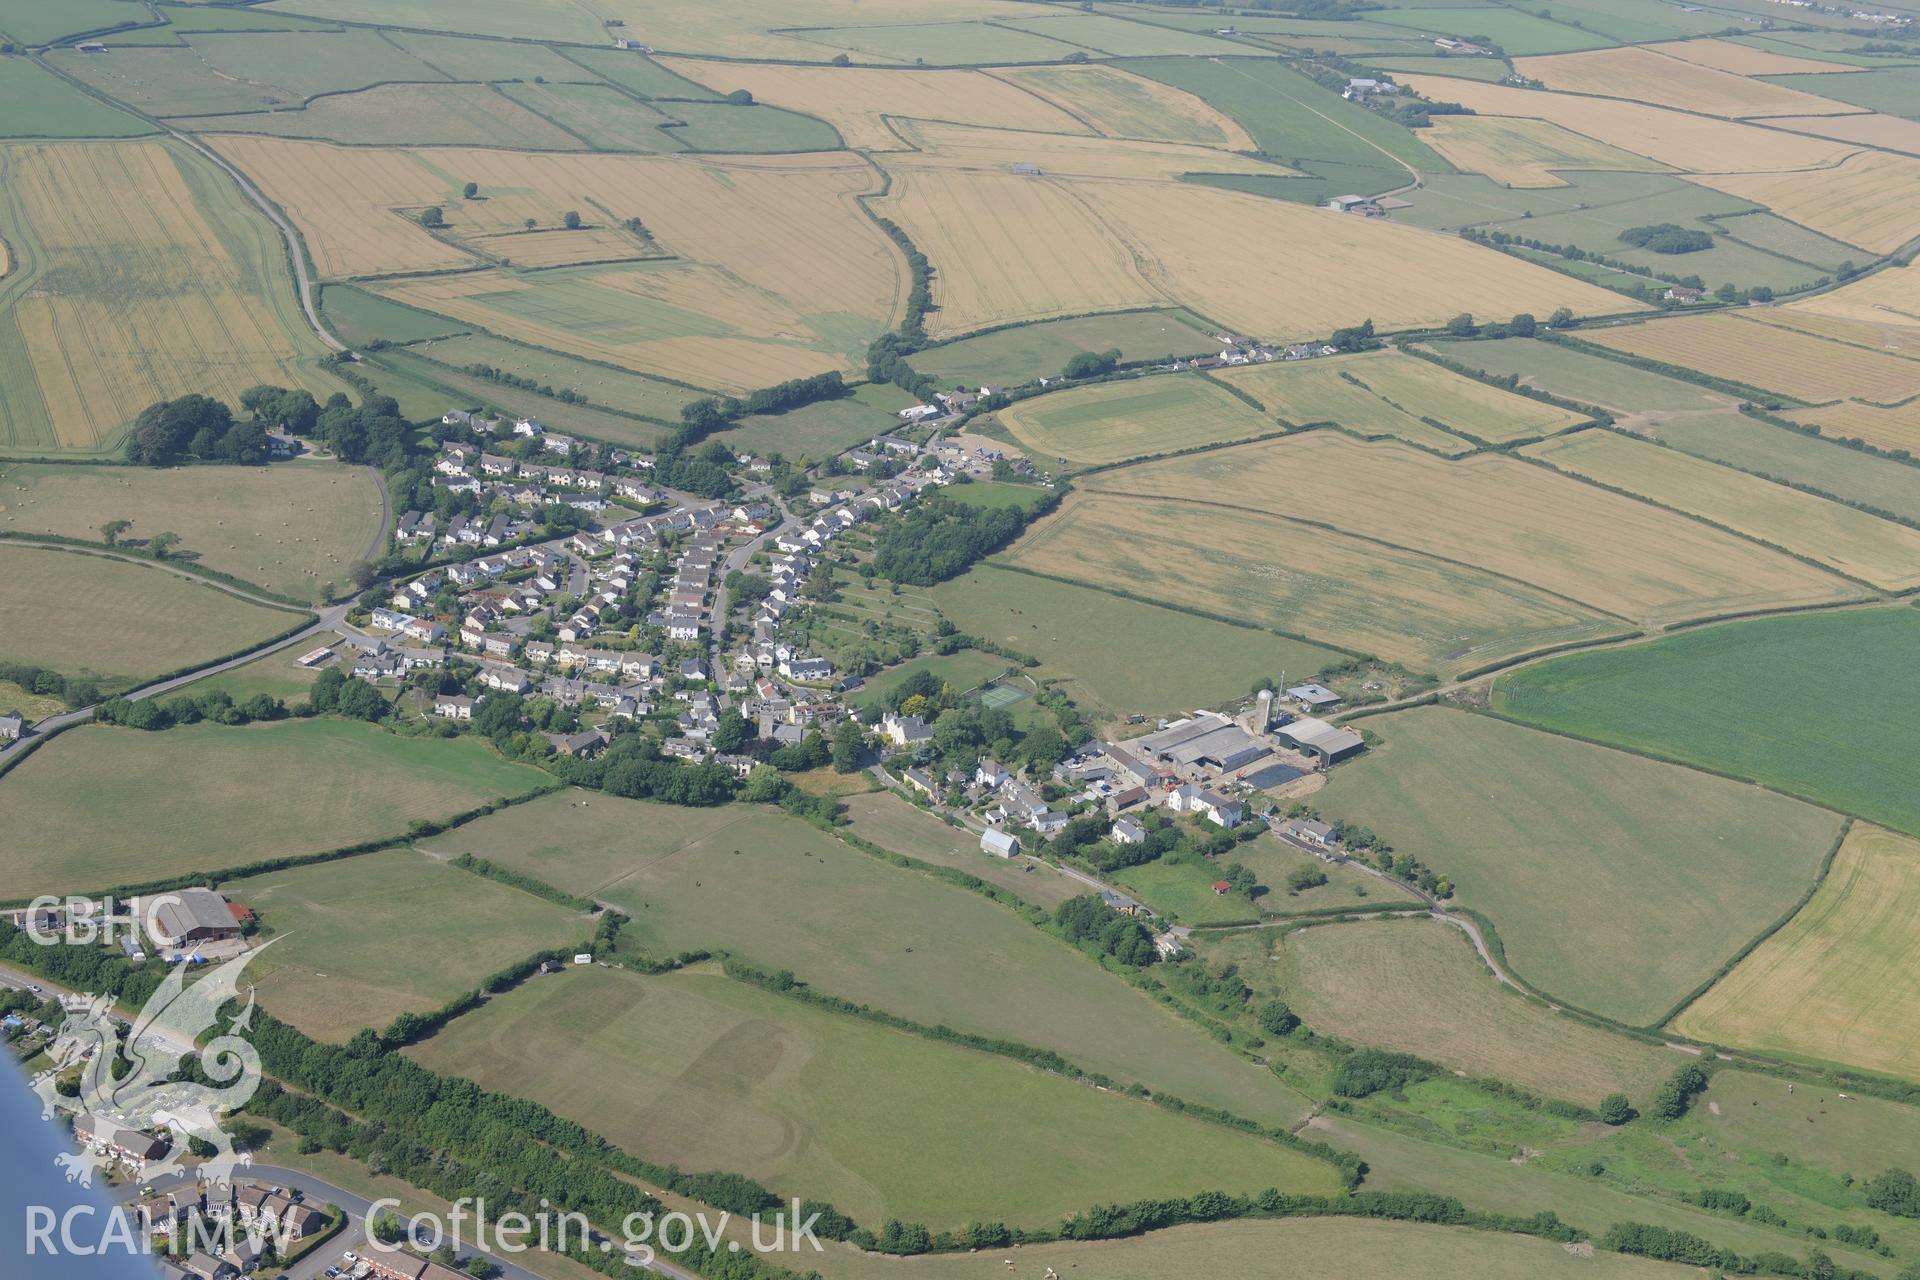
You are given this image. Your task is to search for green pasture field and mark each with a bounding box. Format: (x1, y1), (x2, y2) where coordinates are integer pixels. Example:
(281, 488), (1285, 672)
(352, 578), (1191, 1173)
(837, 790), (1084, 908)
(1424, 337), (1732, 413)
(1512, 0), (1731, 41)
(1359, 54), (1511, 82)
(932, 563), (1340, 723)
(811, 1216), (1705, 1280)
(0, 460), (386, 601)
(0, 545), (301, 689)
(168, 634), (340, 703)
(177, 29), (445, 102)
(408, 965), (1338, 1229)
(419, 791), (1319, 1124)
(497, 81), (682, 151)
(996, 12), (1248, 56)
(321, 284), (467, 347)
(1732, 32), (1920, 67)
(226, 847), (588, 1041)
(401, 333), (697, 422)
(120, 3), (340, 41)
(1495, 607), (1920, 838)
(556, 49), (725, 100)
(385, 31), (602, 83)
(712, 382), (915, 459)
(1523, 429), (1920, 592)
(50, 44), (277, 115)
(0, 0), (149, 45)
(910, 309), (1215, 386)
(1639, 412), (1920, 524)
(662, 100), (842, 152)
(1230, 917), (1677, 1102)
(851, 650), (1016, 712)
(798, 22), (1093, 65)
(352, 356), (461, 425)
(1224, 839), (1419, 912)
(1003, 493), (1630, 678)
(997, 373), (1279, 468)
(1693, 1068), (1920, 1187)
(1314, 706), (1842, 1024)
(0, 56), (154, 138)
(939, 480), (1055, 512)
(0, 679), (66, 722)
(0, 718), (547, 899)
(1368, 5), (1615, 53)
(371, 348), (669, 449)
(1214, 357), (1471, 454)
(260, 0), (607, 44)
(1764, 68), (1920, 116)
(1113, 858), (1261, 924)
(174, 83), (583, 148)
(1710, 211), (1862, 272)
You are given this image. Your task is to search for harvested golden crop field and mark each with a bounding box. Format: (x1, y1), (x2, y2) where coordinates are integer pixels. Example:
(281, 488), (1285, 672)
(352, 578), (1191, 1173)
(1675, 824), (1920, 1080)
(887, 172), (1625, 340)
(1419, 115), (1668, 187)
(992, 64), (1254, 149)
(996, 374), (1279, 466)
(1741, 305), (1920, 359)
(0, 460), (386, 601)
(886, 119), (1291, 182)
(1002, 492), (1630, 675)
(1767, 112), (1920, 154)
(1393, 74), (1851, 172)
(1581, 313), (1920, 403)
(1524, 429), (1920, 590)
(460, 226), (645, 269)
(654, 59), (1090, 151)
(1782, 399), (1920, 455)
(1219, 349), (1587, 446)
(0, 140), (333, 456)
(1513, 45), (1857, 118)
(0, 545), (302, 689)
(1645, 37), (1851, 76)
(1087, 432), (1857, 624)
(1693, 150), (1920, 253)
(1785, 260), (1920, 329)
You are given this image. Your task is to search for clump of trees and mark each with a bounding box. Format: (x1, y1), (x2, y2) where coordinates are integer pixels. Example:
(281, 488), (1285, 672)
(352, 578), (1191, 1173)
(1619, 223), (1714, 254)
(1062, 348), (1120, 379)
(1865, 1167), (1920, 1218)
(124, 393), (293, 466)
(678, 371), (848, 438)
(872, 497), (1028, 585)
(1647, 1063), (1709, 1121)
(1053, 894), (1158, 966)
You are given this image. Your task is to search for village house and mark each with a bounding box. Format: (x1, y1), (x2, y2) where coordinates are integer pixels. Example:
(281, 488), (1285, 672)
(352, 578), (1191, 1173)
(435, 694), (474, 720)
(73, 1115), (168, 1167)
(0, 710), (24, 742)
(1111, 817), (1147, 845)
(880, 712), (931, 747)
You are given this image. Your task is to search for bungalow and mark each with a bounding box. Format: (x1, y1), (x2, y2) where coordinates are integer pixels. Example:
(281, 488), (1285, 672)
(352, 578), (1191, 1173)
(679, 657), (709, 682)
(1277, 817), (1338, 849)
(435, 694), (474, 720)
(780, 655), (832, 682)
(1665, 285), (1706, 303)
(980, 829), (1020, 858)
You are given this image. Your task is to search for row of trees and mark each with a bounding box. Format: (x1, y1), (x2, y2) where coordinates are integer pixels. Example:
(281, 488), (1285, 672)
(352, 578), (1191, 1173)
(678, 371), (849, 438)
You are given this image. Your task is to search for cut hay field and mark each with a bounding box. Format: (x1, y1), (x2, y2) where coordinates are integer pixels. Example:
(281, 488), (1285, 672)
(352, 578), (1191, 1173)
(932, 562), (1340, 721)
(0, 140), (336, 457)
(1090, 432), (1858, 626)
(0, 545), (301, 689)
(884, 168), (1624, 341)
(1675, 824), (1920, 1078)
(994, 63), (1254, 148)
(0, 461), (386, 601)
(1784, 259), (1920, 330)
(1001, 493), (1628, 677)
(1513, 45), (1858, 118)
(911, 309), (1213, 386)
(1424, 338), (1733, 413)
(1783, 398), (1920, 456)
(1649, 37), (1849, 76)
(838, 790), (1082, 908)
(408, 965), (1337, 1230)
(1693, 150), (1920, 253)
(0, 719), (547, 899)
(888, 119), (1289, 183)
(1523, 429), (1920, 590)
(1767, 111), (1920, 154)
(1420, 115), (1669, 188)
(996, 374), (1277, 466)
(1392, 74), (1852, 173)
(1314, 706), (1841, 1025)
(1493, 606), (1920, 838)
(1241, 917), (1679, 1101)
(1222, 349), (1590, 445)
(809, 1217), (1704, 1280)
(1635, 412), (1920, 524)
(0, 56), (154, 139)
(175, 83), (582, 149)
(226, 848), (589, 1041)
(418, 791), (1316, 1125)
(653, 60), (1090, 152)
(1578, 314), (1920, 404)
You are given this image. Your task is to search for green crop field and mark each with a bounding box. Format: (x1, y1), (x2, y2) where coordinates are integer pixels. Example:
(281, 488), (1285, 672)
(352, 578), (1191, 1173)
(1424, 337), (1732, 413)
(837, 790), (1084, 908)
(50, 45), (282, 116)
(497, 81), (682, 151)
(1675, 823), (1920, 1079)
(226, 847), (589, 1041)
(801, 22), (1091, 65)
(1764, 68), (1920, 116)
(112, 3), (340, 41)
(1711, 210), (1862, 273)
(940, 480), (1055, 512)
(408, 965), (1338, 1229)
(420, 791), (1318, 1125)
(1639, 412), (1920, 524)
(0, 545), (301, 689)
(56, 30), (446, 115)
(1361, 54), (1512, 82)
(557, 48), (724, 100)
(998, 373), (1279, 467)
(713, 382), (915, 460)
(259, 0), (605, 44)
(0, 0), (150, 45)
(1372, 6), (1617, 53)
(912, 310), (1215, 387)
(1314, 706), (1842, 1024)
(1236, 917), (1679, 1102)
(933, 563), (1340, 722)
(385, 31), (603, 83)
(0, 719), (547, 899)
(321, 285), (466, 347)
(1494, 606), (1920, 838)
(660, 100), (842, 152)
(813, 1216), (1701, 1280)
(173, 82), (582, 149)
(0, 57), (153, 138)
(371, 348), (668, 450)
(0, 461), (386, 601)
(401, 333), (698, 422)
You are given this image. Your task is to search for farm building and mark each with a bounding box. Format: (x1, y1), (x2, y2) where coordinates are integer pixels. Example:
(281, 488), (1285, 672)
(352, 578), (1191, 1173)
(1286, 683), (1341, 711)
(981, 829), (1020, 858)
(1277, 717), (1367, 766)
(144, 888), (242, 950)
(1133, 711), (1268, 772)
